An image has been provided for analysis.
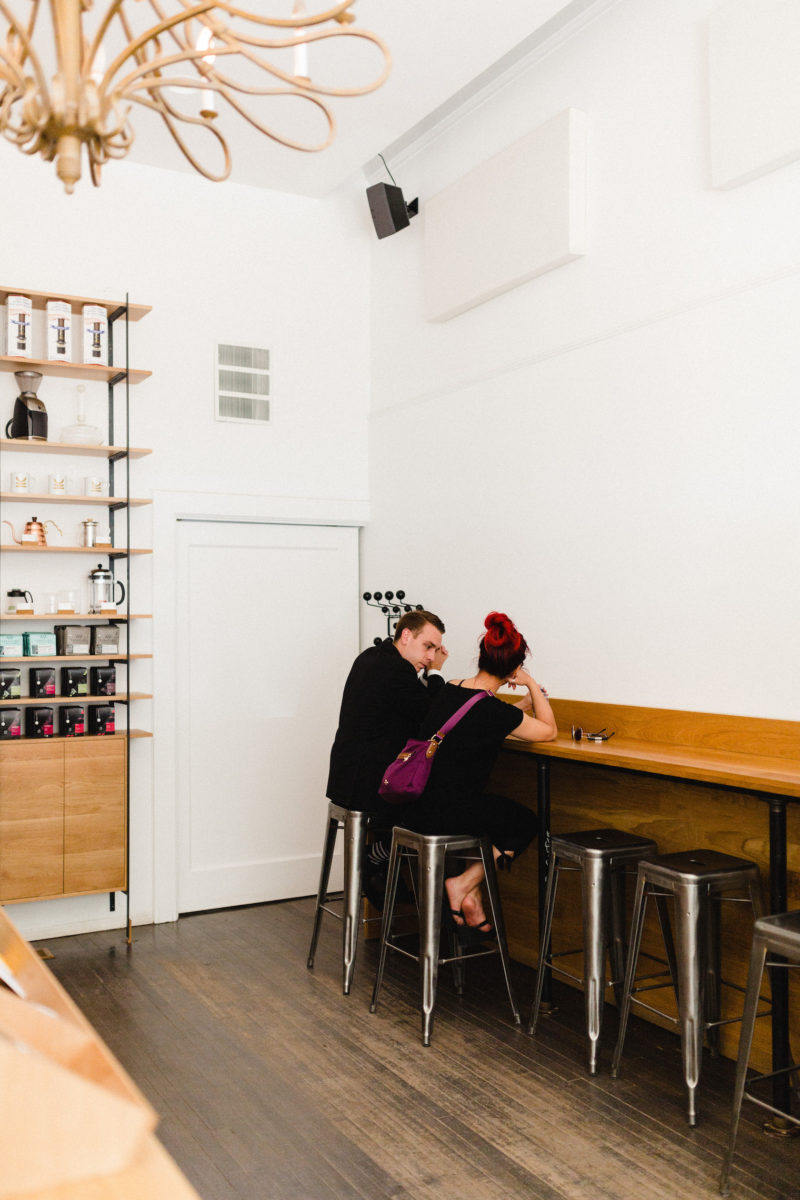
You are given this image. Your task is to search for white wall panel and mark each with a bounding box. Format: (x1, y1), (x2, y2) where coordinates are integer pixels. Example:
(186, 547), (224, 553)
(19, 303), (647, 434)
(422, 109), (587, 321)
(709, 0), (800, 189)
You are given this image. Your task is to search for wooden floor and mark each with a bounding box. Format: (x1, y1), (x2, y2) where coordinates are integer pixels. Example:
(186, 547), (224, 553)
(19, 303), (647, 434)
(40, 898), (799, 1200)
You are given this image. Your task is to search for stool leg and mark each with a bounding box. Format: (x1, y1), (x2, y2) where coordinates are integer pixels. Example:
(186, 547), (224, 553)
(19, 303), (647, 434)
(341, 811), (368, 995)
(528, 854), (559, 1034)
(481, 843), (520, 1026)
(705, 892), (722, 1056)
(307, 813), (340, 971)
(370, 839), (402, 1015)
(719, 930), (768, 1195)
(583, 855), (610, 1075)
(654, 892), (680, 1006)
(672, 881), (705, 1126)
(607, 867), (627, 1011)
(418, 839), (446, 1046)
(611, 870), (648, 1079)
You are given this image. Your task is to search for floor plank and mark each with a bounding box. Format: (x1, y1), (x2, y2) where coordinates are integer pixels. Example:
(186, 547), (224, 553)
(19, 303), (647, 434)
(39, 899), (799, 1200)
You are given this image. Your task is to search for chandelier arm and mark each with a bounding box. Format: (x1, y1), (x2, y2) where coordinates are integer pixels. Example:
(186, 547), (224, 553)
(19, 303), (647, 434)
(125, 85), (232, 180)
(212, 81), (335, 153)
(97, 1), (218, 97)
(214, 29), (391, 97)
(212, 0), (357, 29)
(0, 0), (49, 98)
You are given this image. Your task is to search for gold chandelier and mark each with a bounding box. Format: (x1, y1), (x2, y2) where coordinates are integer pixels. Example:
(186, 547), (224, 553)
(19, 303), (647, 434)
(0, 0), (390, 193)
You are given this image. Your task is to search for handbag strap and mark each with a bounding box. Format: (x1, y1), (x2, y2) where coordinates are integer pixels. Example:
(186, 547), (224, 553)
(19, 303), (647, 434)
(434, 689), (490, 740)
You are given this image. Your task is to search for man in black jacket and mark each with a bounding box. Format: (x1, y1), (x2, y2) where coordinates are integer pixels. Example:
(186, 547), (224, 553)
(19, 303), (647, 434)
(326, 609), (448, 813)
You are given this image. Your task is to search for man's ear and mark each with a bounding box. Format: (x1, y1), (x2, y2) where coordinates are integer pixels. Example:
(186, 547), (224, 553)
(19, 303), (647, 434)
(399, 628), (410, 645)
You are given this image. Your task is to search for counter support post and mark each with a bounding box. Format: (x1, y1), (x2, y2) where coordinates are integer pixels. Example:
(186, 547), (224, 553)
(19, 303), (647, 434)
(766, 795), (792, 1120)
(537, 760), (552, 1005)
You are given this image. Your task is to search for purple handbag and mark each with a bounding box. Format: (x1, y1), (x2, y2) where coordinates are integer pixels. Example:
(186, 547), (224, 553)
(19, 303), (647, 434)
(378, 690), (489, 805)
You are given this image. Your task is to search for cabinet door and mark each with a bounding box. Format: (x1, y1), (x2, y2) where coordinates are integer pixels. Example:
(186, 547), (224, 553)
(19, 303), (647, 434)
(0, 742), (64, 902)
(64, 739), (126, 895)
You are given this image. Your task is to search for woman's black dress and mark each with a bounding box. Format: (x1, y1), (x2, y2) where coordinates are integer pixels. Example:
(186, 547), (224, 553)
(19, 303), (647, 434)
(398, 683), (537, 855)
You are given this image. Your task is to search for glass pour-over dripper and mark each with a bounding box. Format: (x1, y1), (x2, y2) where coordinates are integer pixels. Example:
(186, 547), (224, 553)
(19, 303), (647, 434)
(60, 384), (104, 445)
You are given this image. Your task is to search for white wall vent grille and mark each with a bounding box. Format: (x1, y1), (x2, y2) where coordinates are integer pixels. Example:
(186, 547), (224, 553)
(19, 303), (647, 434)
(215, 344), (270, 424)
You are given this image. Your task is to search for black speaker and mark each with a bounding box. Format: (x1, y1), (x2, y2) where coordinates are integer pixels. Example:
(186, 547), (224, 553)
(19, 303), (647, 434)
(366, 182), (411, 239)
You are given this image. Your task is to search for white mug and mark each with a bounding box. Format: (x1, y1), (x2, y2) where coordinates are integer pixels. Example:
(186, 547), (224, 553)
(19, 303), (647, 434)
(10, 471), (34, 493)
(84, 475), (106, 496)
(49, 473), (67, 495)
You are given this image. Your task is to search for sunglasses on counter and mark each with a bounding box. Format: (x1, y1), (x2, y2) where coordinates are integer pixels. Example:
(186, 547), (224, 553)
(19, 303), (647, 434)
(571, 725), (616, 743)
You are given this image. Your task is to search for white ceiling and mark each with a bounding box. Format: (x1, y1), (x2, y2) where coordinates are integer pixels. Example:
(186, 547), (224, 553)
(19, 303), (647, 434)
(124, 0), (604, 197)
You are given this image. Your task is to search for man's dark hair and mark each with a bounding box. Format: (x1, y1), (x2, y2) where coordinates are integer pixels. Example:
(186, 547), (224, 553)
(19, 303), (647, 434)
(393, 609), (445, 642)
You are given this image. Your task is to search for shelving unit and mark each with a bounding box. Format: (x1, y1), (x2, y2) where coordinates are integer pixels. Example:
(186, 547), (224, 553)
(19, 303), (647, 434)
(0, 286), (151, 938)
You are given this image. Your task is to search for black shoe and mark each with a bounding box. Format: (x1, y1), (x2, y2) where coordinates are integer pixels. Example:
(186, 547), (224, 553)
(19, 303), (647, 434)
(362, 863), (413, 911)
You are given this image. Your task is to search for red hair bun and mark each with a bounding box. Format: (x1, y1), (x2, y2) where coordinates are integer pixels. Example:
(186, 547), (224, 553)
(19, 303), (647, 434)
(483, 611), (522, 651)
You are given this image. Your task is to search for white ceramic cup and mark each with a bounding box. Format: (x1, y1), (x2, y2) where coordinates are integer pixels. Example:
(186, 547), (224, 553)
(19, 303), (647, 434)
(10, 471), (34, 493)
(49, 473), (67, 495)
(84, 475), (106, 496)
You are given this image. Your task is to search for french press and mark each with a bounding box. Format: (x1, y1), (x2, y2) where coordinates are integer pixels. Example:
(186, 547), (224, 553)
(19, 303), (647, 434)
(88, 564), (125, 612)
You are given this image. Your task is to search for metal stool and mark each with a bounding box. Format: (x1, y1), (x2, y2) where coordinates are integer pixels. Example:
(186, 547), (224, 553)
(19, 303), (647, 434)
(611, 849), (764, 1126)
(719, 910), (800, 1195)
(369, 827), (520, 1046)
(528, 828), (659, 1074)
(306, 801), (391, 995)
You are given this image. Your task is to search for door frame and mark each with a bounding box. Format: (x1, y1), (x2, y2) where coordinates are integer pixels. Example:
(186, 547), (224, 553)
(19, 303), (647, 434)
(152, 489), (368, 923)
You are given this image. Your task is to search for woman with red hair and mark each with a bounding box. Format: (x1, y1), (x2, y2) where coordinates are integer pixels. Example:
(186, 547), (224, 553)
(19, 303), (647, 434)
(400, 611), (557, 933)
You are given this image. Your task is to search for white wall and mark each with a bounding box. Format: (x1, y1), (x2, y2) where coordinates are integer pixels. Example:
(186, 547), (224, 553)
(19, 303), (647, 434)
(362, 0), (800, 720)
(0, 148), (372, 938)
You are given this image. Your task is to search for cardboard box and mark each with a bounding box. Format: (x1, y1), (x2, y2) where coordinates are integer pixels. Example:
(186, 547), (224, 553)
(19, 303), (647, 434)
(23, 632), (57, 657)
(0, 708), (22, 739)
(0, 669), (21, 699)
(60, 705), (85, 737)
(88, 703), (115, 735)
(82, 304), (107, 365)
(5, 295), (32, 357)
(29, 667), (55, 698)
(25, 707), (55, 738)
(91, 625), (120, 655)
(89, 665), (116, 696)
(46, 299), (72, 360)
(61, 666), (88, 697)
(55, 626), (92, 656)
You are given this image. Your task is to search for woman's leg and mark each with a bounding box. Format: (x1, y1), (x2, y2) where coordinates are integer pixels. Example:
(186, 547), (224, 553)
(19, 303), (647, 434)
(445, 846), (515, 928)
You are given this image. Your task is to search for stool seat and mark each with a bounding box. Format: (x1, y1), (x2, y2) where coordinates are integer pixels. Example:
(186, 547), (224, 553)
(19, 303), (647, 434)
(307, 801), (392, 995)
(529, 828), (658, 1074)
(719, 910), (800, 1195)
(637, 849), (763, 887)
(611, 847), (763, 1126)
(370, 826), (520, 1046)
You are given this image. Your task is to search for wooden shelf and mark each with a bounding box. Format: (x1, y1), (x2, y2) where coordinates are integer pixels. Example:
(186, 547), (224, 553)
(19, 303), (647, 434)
(1, 544), (151, 556)
(1, 287), (150, 321)
(0, 613), (151, 621)
(0, 729), (152, 742)
(0, 438), (151, 459)
(0, 354), (150, 384)
(0, 654), (152, 664)
(0, 694), (151, 707)
(0, 491), (152, 507)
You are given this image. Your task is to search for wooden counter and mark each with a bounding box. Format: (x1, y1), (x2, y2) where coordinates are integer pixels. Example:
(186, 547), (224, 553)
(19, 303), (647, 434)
(489, 699), (800, 1085)
(0, 905), (199, 1200)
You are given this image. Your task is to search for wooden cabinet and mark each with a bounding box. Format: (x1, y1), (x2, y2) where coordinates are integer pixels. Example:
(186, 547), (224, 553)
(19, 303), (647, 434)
(0, 737), (126, 902)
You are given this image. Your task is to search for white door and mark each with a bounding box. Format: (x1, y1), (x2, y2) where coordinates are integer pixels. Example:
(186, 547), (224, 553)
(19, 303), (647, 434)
(175, 519), (358, 913)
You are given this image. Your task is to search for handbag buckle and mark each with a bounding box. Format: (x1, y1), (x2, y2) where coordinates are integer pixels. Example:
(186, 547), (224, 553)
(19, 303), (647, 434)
(425, 734), (443, 760)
